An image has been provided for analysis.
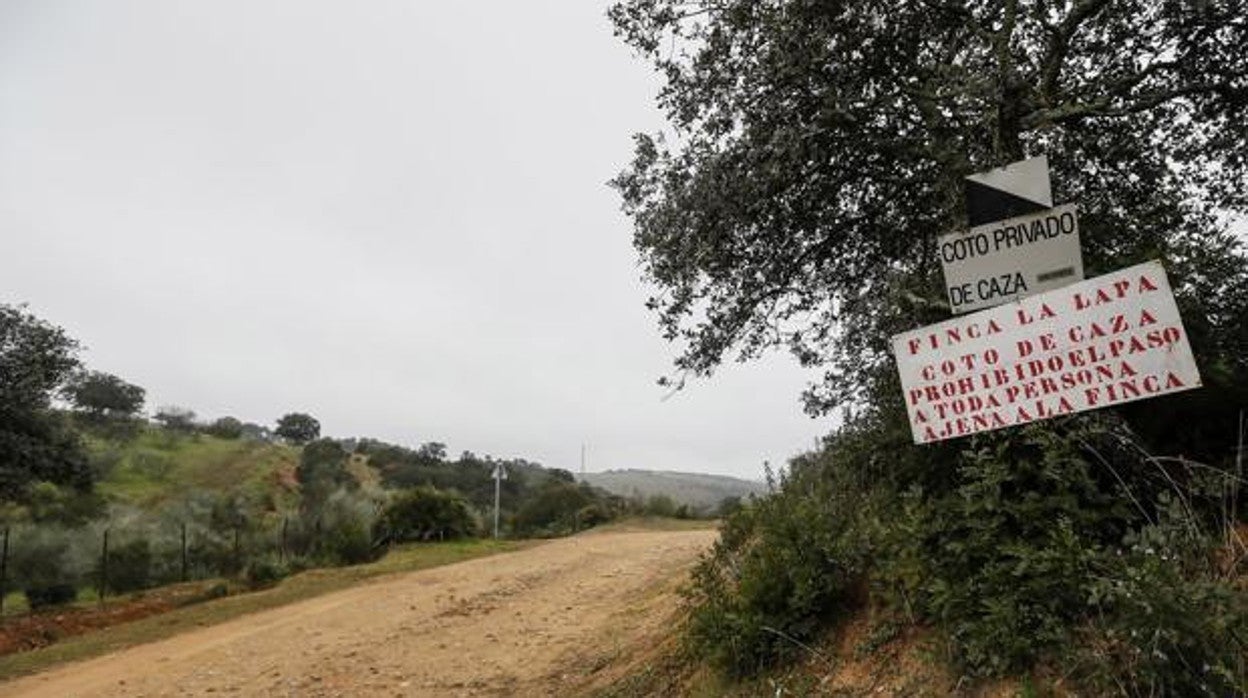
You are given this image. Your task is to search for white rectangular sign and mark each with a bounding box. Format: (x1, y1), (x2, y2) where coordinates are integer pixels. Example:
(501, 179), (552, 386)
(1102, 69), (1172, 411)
(892, 260), (1201, 444)
(939, 203), (1084, 314)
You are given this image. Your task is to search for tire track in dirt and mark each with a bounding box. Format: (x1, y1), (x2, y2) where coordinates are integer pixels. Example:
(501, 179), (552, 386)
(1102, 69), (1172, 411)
(0, 528), (715, 697)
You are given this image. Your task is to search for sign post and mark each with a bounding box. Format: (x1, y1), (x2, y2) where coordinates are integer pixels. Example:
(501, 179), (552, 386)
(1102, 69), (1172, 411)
(938, 204), (1084, 314)
(964, 155), (1053, 227)
(892, 260), (1201, 444)
(492, 464), (507, 539)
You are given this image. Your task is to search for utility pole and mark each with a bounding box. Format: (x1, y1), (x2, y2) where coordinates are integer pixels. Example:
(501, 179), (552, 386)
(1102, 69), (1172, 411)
(581, 443), (587, 475)
(492, 463), (507, 539)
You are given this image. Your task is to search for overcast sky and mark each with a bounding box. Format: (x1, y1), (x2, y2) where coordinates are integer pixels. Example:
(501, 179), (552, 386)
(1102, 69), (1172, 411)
(0, 1), (830, 480)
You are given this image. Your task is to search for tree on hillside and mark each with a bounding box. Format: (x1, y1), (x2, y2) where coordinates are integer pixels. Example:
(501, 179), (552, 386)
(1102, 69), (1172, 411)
(275, 412), (320, 444)
(296, 437), (354, 511)
(610, 0), (1248, 436)
(416, 441), (446, 464)
(66, 370), (145, 425)
(153, 405), (197, 432)
(0, 304), (93, 504)
(378, 486), (477, 542)
(204, 416), (244, 439)
(547, 468), (576, 483)
(512, 481), (594, 535)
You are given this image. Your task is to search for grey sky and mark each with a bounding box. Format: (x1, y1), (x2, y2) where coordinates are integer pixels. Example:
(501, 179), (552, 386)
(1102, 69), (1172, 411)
(0, 1), (829, 480)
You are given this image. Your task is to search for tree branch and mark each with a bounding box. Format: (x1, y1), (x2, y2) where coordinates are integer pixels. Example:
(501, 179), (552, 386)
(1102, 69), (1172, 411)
(1039, 0), (1112, 103)
(1023, 77), (1245, 127)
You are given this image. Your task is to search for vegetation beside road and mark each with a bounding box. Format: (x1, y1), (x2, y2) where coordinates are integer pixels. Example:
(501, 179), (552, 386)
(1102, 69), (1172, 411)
(608, 0), (1248, 694)
(1, 303), (724, 671)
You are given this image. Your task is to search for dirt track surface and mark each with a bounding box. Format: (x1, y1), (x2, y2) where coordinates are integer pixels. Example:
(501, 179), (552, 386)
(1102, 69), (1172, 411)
(2, 528), (716, 697)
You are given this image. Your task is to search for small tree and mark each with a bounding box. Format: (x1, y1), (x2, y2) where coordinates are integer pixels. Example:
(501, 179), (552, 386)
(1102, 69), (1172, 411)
(65, 371), (145, 423)
(416, 441), (446, 464)
(644, 494), (677, 518)
(153, 406), (197, 432)
(0, 304), (92, 505)
(513, 481), (594, 536)
(275, 412), (320, 444)
(204, 416), (243, 439)
(296, 438), (354, 511)
(379, 486), (477, 543)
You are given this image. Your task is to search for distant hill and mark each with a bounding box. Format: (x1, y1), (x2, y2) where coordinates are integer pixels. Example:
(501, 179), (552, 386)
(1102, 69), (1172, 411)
(577, 469), (767, 512)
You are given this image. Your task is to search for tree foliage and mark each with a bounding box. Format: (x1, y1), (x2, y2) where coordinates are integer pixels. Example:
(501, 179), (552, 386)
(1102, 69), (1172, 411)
(378, 486), (477, 542)
(512, 481), (597, 536)
(153, 405), (197, 432)
(0, 304), (92, 504)
(275, 412), (320, 444)
(610, 0), (1248, 416)
(295, 438), (355, 510)
(613, 1), (1248, 690)
(204, 416), (244, 439)
(65, 370), (145, 422)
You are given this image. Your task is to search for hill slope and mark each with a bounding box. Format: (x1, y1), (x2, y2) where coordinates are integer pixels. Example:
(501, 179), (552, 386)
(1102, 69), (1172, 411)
(578, 469), (766, 511)
(87, 428), (302, 509)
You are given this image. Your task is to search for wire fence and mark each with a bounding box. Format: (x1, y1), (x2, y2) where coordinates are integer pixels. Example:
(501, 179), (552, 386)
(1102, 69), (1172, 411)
(0, 495), (383, 615)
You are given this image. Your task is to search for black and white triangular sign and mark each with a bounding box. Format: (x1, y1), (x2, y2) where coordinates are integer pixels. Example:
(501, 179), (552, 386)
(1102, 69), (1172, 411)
(965, 155), (1053, 227)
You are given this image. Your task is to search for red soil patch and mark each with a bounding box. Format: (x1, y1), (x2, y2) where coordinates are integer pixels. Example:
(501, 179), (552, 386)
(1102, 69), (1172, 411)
(0, 581), (220, 655)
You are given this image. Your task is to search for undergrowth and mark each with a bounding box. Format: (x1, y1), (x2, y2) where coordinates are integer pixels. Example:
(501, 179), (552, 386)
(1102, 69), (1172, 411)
(683, 412), (1247, 695)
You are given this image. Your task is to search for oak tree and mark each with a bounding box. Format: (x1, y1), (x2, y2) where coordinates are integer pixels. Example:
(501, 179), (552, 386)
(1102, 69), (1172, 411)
(0, 304), (92, 503)
(66, 370), (146, 422)
(610, 0), (1248, 427)
(275, 412), (321, 444)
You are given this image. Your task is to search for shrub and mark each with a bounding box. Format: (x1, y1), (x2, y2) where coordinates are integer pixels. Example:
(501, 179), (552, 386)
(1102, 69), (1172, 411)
(204, 416), (243, 439)
(643, 494), (677, 518)
(685, 470), (871, 677)
(25, 584), (77, 609)
(244, 555), (290, 588)
(101, 537), (153, 593)
(912, 427), (1113, 674)
(10, 527), (82, 608)
(1068, 520), (1248, 696)
(512, 482), (593, 536)
(379, 486), (477, 543)
(302, 488), (386, 565)
(680, 412), (1248, 692)
(322, 520), (376, 565)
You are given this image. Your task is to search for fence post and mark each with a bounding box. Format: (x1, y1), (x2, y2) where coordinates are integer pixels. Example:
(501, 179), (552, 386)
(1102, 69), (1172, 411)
(181, 522), (188, 582)
(0, 526), (9, 615)
(280, 517), (288, 562)
(99, 528), (109, 606)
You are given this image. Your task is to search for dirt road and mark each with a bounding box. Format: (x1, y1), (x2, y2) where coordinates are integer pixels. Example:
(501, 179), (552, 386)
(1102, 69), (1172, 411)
(2, 527), (716, 697)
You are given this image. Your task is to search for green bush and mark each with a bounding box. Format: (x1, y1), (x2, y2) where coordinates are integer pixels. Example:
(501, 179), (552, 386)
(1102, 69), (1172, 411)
(204, 416), (243, 439)
(1069, 521), (1248, 696)
(25, 584), (77, 609)
(10, 528), (81, 608)
(100, 537), (153, 593)
(685, 469), (871, 677)
(379, 486), (477, 543)
(680, 412), (1248, 692)
(913, 426), (1114, 674)
(244, 555), (290, 588)
(512, 482), (594, 536)
(643, 494), (677, 518)
(321, 519), (378, 565)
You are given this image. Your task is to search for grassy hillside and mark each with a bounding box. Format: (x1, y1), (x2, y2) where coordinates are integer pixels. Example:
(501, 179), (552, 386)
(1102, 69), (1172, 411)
(578, 469), (766, 512)
(87, 428), (301, 509)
